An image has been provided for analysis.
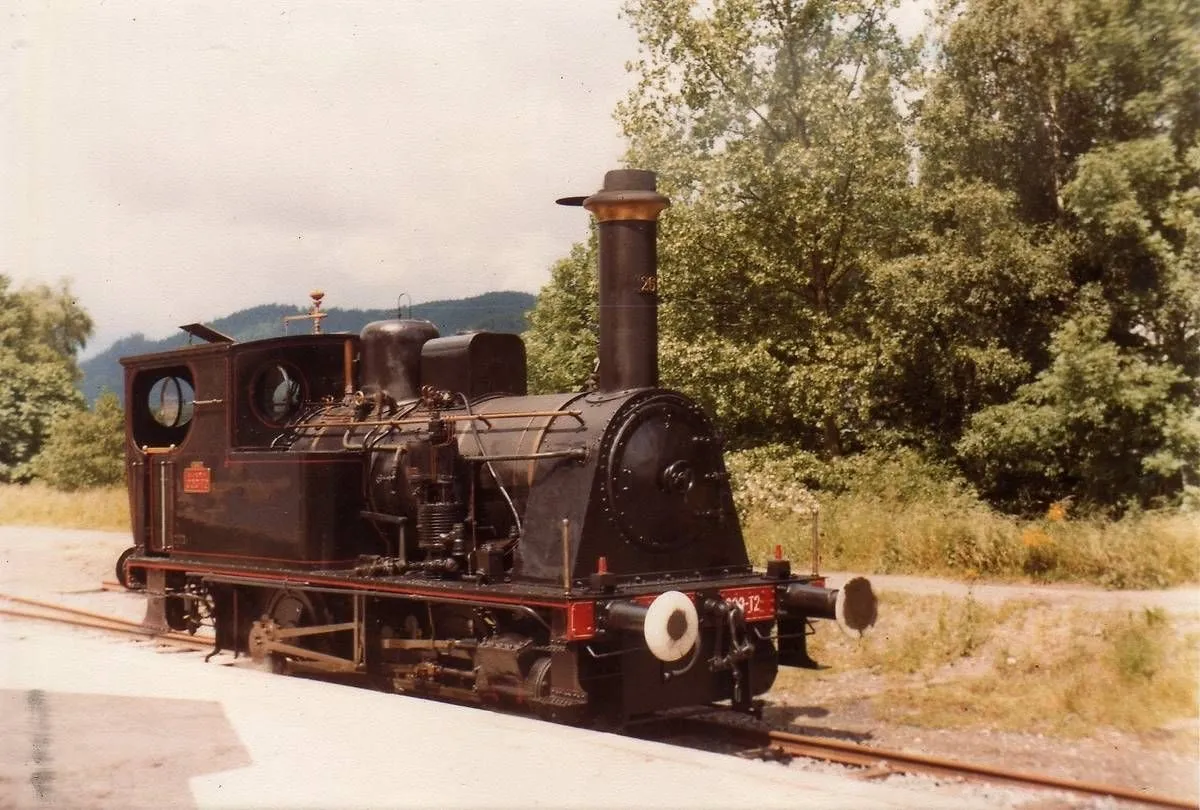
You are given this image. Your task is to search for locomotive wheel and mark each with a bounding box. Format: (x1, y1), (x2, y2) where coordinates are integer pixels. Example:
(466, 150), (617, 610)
(265, 589), (324, 630)
(262, 589), (331, 659)
(525, 656), (557, 720)
(526, 656), (552, 702)
(164, 595), (201, 634)
(115, 547), (145, 591)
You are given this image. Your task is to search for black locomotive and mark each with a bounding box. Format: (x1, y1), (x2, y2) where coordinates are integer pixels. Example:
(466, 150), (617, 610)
(117, 169), (877, 723)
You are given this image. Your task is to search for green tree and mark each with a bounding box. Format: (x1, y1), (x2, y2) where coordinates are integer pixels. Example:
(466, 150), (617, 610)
(618, 0), (921, 451)
(920, 0), (1200, 372)
(956, 290), (1199, 511)
(920, 0), (1200, 508)
(524, 0), (1199, 512)
(1062, 138), (1200, 381)
(865, 182), (1074, 449)
(29, 391), (126, 491)
(0, 276), (92, 481)
(523, 237), (599, 393)
(920, 0), (1200, 225)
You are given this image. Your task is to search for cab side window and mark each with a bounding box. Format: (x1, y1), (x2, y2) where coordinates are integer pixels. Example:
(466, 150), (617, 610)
(252, 363), (305, 426)
(234, 355), (311, 448)
(131, 366), (195, 449)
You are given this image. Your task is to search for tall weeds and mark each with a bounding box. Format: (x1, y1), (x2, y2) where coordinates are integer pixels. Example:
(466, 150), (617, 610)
(729, 447), (1200, 587)
(0, 483), (130, 532)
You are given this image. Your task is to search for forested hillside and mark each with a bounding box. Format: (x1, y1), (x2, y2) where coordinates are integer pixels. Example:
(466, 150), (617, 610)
(79, 291), (534, 405)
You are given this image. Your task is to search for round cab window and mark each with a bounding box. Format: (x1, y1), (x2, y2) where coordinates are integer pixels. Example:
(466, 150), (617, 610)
(254, 364), (303, 424)
(148, 376), (195, 428)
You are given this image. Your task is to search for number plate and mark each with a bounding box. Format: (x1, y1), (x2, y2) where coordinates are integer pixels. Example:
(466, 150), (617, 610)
(182, 461), (211, 494)
(719, 585), (776, 622)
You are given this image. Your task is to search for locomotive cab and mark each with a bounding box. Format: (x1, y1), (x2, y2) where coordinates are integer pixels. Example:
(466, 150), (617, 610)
(123, 332), (373, 568)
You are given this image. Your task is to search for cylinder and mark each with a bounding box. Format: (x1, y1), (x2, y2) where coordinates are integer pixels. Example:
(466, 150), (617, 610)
(780, 583), (838, 618)
(583, 170), (670, 392)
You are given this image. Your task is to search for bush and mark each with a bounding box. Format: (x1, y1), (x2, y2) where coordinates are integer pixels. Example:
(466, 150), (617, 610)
(29, 392), (125, 491)
(956, 292), (1200, 514)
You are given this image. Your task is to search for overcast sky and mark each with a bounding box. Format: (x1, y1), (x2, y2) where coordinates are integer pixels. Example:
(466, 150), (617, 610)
(4, 2), (929, 359)
(3, 2), (641, 356)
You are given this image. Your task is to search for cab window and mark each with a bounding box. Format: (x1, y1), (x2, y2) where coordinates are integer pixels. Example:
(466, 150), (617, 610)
(131, 367), (195, 449)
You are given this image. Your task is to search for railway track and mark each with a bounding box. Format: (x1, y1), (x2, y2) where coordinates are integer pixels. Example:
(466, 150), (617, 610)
(0, 592), (211, 652)
(654, 716), (1196, 809)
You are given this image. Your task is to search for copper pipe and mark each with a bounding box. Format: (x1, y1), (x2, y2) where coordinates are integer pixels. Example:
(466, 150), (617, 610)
(299, 409), (584, 431)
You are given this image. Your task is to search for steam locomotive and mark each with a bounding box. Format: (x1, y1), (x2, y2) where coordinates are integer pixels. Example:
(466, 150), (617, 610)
(117, 169), (877, 723)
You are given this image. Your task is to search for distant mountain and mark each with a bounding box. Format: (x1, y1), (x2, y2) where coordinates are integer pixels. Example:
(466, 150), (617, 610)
(79, 290), (536, 405)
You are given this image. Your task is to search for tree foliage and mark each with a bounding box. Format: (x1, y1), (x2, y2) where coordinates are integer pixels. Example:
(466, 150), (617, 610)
(523, 0), (1199, 512)
(523, 236), (599, 393)
(923, 0), (1200, 510)
(0, 277), (93, 482)
(957, 291), (1199, 510)
(865, 182), (1074, 447)
(29, 391), (126, 491)
(617, 0), (921, 451)
(919, 0), (1200, 224)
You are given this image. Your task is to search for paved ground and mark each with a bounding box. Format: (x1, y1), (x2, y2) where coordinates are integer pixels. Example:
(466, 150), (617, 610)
(0, 622), (988, 809)
(0, 527), (991, 809)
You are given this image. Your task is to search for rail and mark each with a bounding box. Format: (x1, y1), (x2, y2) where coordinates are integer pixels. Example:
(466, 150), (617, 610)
(654, 716), (1196, 809)
(0, 592), (211, 651)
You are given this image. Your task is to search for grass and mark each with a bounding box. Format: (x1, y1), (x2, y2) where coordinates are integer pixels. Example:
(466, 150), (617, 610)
(783, 592), (1200, 742)
(730, 445), (1200, 588)
(0, 482), (129, 531)
(743, 499), (1200, 588)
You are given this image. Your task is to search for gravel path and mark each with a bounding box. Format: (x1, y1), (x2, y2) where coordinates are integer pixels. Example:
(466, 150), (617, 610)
(824, 572), (1200, 615)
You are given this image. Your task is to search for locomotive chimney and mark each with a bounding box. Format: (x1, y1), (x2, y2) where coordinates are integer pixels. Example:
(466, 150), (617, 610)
(580, 169), (670, 391)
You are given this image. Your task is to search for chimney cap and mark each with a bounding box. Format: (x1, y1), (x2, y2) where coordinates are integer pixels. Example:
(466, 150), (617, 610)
(555, 168), (661, 208)
(601, 169), (657, 192)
